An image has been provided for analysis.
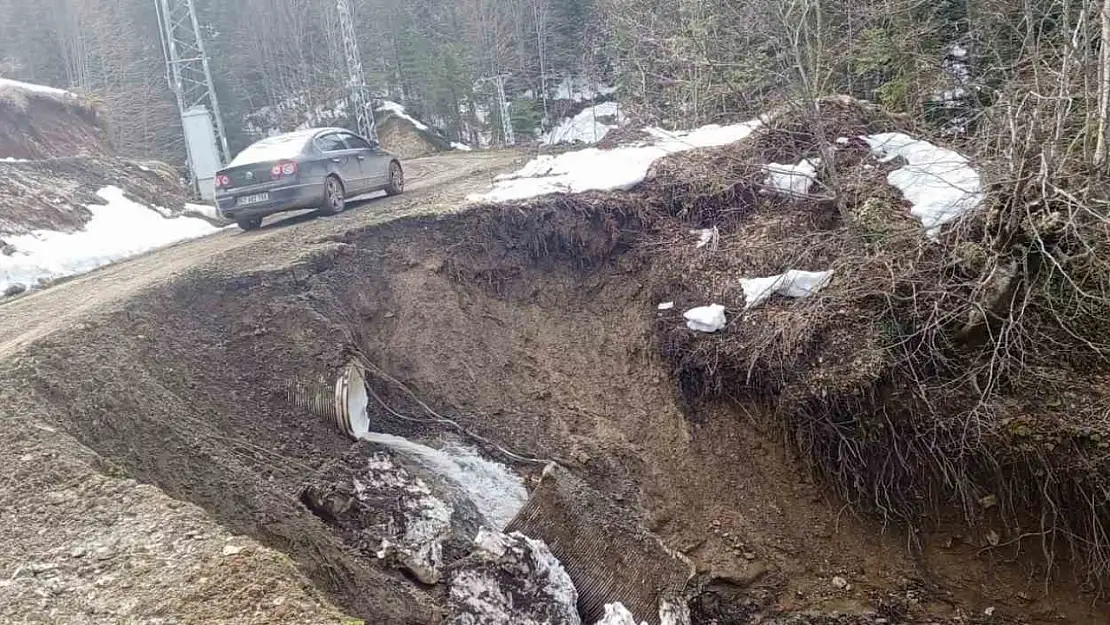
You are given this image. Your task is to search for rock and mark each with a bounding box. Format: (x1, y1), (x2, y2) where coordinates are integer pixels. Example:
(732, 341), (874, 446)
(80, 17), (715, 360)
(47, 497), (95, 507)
(831, 575), (848, 589)
(93, 547), (114, 561)
(69, 547), (87, 559)
(446, 529), (580, 625)
(221, 545), (244, 556)
(4, 283), (26, 297)
(742, 552), (756, 560)
(299, 440), (483, 585)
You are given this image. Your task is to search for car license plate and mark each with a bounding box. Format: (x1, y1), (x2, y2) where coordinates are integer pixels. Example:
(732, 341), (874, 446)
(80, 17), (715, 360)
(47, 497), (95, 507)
(237, 192), (269, 206)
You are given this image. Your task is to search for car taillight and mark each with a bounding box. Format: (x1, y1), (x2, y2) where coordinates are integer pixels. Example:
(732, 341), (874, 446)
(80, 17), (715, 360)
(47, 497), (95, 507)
(216, 174), (231, 188)
(271, 161), (298, 179)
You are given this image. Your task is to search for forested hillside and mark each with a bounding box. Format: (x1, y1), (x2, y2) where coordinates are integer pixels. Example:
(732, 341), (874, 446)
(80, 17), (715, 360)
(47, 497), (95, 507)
(1, 0), (1108, 180)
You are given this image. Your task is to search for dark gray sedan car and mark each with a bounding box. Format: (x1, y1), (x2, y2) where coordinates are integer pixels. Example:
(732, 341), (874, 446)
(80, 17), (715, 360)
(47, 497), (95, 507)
(215, 127), (404, 230)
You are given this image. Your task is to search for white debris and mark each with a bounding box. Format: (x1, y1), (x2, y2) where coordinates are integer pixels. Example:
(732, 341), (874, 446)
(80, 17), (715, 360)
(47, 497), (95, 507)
(471, 117), (767, 203)
(859, 132), (983, 238)
(543, 101), (625, 146)
(763, 158), (820, 197)
(452, 142), (474, 151)
(740, 270), (834, 310)
(657, 301), (675, 311)
(0, 186), (221, 295)
(378, 99), (430, 131)
(684, 304), (727, 333)
(691, 227), (717, 249)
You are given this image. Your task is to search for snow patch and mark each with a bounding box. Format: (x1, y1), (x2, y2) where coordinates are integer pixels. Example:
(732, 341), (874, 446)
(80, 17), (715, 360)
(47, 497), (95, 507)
(554, 77), (617, 103)
(594, 603), (643, 625)
(0, 77), (75, 98)
(763, 158), (820, 197)
(449, 530), (580, 625)
(359, 432), (527, 529)
(0, 186), (221, 294)
(543, 102), (625, 146)
(859, 132), (983, 238)
(684, 304), (727, 333)
(1, 157), (30, 163)
(657, 301), (675, 311)
(185, 203), (222, 222)
(472, 118), (766, 203)
(452, 142), (474, 151)
(740, 270), (834, 310)
(378, 100), (430, 131)
(357, 453), (453, 577)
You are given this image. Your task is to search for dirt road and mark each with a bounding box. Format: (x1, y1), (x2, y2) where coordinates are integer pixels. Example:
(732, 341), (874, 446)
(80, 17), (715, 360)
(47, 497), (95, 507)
(0, 149), (522, 358)
(0, 148), (523, 625)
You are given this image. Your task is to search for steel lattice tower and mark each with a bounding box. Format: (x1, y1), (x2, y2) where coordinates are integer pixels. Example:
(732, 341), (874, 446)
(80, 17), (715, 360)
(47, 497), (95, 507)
(337, 0), (377, 141)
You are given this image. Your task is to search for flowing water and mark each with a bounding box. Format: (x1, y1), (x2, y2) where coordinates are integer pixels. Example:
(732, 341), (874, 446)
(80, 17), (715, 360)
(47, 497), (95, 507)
(358, 431), (528, 529)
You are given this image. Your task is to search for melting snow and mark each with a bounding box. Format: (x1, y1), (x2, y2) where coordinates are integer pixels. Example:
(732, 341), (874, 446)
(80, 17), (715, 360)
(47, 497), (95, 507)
(591, 601), (690, 625)
(357, 453), (453, 578)
(0, 186), (221, 294)
(554, 77), (617, 103)
(378, 100), (430, 131)
(450, 529), (581, 625)
(0, 77), (75, 98)
(740, 270), (834, 310)
(472, 118), (766, 203)
(359, 432), (527, 529)
(859, 133), (983, 238)
(594, 603), (643, 625)
(763, 158), (820, 197)
(684, 304), (727, 333)
(185, 202), (222, 221)
(543, 101), (625, 146)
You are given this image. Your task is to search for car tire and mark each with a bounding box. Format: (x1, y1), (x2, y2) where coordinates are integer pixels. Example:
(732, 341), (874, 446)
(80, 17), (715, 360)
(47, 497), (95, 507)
(320, 176), (346, 215)
(237, 217), (263, 231)
(384, 161), (404, 196)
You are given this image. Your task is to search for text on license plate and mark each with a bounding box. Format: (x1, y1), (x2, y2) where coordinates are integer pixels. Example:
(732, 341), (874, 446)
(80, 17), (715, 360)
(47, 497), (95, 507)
(237, 192), (269, 206)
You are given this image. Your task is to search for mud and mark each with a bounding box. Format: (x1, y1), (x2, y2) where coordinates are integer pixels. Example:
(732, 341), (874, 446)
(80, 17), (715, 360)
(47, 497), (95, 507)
(0, 147), (1105, 624)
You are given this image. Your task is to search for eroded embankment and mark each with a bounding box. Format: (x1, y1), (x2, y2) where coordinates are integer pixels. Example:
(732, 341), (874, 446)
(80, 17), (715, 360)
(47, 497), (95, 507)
(4, 101), (1109, 624)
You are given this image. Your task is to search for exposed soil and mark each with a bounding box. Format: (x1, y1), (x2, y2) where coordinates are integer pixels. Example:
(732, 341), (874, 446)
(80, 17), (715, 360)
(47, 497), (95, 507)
(0, 140), (1106, 625)
(377, 112), (453, 159)
(0, 84), (110, 160)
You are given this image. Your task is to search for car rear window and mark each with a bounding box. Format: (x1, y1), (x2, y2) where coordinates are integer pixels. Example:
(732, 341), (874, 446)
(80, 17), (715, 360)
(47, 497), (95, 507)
(227, 134), (308, 167)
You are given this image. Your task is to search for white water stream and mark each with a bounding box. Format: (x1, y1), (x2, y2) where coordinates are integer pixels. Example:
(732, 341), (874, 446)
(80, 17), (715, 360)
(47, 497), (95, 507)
(358, 431), (528, 529)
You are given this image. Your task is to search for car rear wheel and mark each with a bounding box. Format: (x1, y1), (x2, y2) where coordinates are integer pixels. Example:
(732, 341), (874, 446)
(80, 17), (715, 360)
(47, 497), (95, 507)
(385, 161), (404, 196)
(237, 217), (263, 231)
(319, 176), (346, 215)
